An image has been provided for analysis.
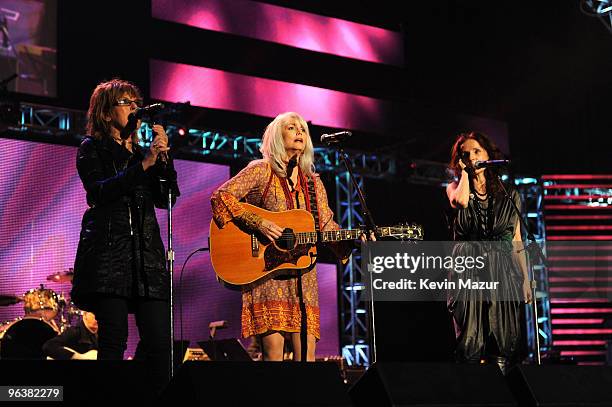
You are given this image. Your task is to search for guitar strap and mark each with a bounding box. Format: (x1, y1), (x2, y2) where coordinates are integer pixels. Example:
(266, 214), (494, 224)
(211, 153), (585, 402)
(304, 176), (320, 233)
(298, 170), (318, 364)
(260, 165), (322, 234)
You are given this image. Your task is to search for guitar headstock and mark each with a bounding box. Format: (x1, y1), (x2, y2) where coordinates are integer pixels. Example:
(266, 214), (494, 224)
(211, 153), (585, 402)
(376, 223), (424, 241)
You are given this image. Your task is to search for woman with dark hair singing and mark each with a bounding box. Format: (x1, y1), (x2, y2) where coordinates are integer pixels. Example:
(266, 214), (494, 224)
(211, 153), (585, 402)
(71, 79), (179, 392)
(446, 131), (532, 373)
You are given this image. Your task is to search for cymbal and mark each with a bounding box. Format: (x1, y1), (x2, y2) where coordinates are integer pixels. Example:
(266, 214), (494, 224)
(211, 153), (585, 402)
(0, 294), (23, 306)
(46, 270), (74, 283)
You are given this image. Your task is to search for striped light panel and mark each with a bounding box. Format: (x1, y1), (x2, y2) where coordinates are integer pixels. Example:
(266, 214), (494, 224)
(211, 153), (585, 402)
(152, 0), (403, 65)
(150, 59), (390, 132)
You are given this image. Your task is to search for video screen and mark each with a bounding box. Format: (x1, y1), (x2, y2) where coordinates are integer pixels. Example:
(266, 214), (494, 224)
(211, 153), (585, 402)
(0, 0), (56, 97)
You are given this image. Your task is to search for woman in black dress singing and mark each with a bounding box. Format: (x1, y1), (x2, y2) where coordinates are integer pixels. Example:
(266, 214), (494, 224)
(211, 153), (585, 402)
(446, 131), (532, 373)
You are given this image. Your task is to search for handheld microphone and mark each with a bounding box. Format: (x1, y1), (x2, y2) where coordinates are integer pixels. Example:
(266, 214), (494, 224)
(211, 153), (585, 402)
(130, 103), (165, 120)
(320, 131), (352, 144)
(473, 159), (510, 169)
(120, 103), (166, 140)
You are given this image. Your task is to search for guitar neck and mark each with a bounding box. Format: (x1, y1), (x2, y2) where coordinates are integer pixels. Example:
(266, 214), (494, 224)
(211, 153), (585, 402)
(294, 229), (359, 244)
(295, 226), (400, 244)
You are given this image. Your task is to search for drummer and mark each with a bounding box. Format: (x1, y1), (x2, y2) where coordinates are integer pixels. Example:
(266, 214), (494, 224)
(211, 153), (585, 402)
(23, 286), (61, 322)
(42, 312), (98, 360)
(22, 286), (63, 333)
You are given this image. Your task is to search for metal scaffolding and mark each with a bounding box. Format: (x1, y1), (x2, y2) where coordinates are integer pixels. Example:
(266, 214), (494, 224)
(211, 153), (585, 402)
(335, 168), (371, 366)
(514, 177), (552, 359)
(581, 0), (612, 33)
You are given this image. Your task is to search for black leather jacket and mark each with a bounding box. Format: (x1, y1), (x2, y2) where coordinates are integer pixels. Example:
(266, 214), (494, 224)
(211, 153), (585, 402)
(71, 136), (179, 309)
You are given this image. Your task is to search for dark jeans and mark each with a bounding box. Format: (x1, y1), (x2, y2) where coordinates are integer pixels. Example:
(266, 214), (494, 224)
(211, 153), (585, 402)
(92, 296), (170, 393)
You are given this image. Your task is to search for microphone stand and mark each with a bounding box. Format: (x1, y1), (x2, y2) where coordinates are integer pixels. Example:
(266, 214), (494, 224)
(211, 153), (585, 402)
(330, 142), (379, 365)
(165, 177), (175, 377)
(495, 174), (546, 365)
(150, 121), (176, 379)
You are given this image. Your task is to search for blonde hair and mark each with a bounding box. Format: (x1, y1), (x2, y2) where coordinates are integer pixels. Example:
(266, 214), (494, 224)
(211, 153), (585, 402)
(259, 112), (316, 178)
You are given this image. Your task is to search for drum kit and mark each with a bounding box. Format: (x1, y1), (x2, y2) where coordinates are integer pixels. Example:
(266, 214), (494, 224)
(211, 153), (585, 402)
(0, 268), (83, 359)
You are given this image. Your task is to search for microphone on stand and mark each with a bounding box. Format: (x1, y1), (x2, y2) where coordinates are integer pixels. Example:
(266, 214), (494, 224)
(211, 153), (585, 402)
(132, 103), (165, 120)
(119, 103), (166, 140)
(320, 131), (352, 145)
(473, 159), (510, 169)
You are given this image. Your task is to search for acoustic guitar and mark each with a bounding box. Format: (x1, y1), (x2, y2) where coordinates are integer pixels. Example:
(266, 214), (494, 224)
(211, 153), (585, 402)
(209, 203), (423, 288)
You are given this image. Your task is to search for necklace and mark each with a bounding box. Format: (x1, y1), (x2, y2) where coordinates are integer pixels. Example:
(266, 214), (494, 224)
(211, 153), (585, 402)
(473, 196), (493, 238)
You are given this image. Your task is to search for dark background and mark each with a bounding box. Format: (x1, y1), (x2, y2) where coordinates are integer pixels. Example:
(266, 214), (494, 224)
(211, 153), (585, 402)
(9, 0), (612, 360)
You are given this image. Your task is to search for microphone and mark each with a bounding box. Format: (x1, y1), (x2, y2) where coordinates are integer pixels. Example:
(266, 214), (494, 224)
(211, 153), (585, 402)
(320, 131), (352, 145)
(130, 103), (165, 120)
(209, 320), (228, 329)
(209, 320), (228, 340)
(119, 104), (165, 140)
(473, 159), (510, 169)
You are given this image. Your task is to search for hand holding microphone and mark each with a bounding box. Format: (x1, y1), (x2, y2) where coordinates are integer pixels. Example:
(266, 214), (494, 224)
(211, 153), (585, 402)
(120, 103), (165, 140)
(132, 103), (165, 120)
(142, 124), (170, 170)
(132, 103), (170, 170)
(460, 149), (510, 171)
(152, 124), (170, 161)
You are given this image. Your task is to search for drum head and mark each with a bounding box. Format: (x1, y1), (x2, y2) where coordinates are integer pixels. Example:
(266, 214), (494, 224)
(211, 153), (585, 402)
(0, 318), (58, 359)
(23, 288), (60, 320)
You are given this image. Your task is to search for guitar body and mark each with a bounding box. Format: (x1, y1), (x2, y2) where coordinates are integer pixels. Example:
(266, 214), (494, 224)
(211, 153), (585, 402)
(209, 203), (318, 288)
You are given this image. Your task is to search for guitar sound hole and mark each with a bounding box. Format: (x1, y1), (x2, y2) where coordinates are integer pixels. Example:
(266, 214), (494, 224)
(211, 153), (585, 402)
(276, 228), (296, 250)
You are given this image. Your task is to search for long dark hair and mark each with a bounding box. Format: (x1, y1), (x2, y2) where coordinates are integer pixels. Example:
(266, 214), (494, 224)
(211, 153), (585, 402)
(86, 79), (142, 140)
(449, 131), (505, 196)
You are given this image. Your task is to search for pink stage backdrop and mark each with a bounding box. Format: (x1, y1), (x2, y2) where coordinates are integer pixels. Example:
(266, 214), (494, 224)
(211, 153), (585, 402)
(0, 138), (339, 357)
(150, 59), (390, 133)
(152, 0), (403, 66)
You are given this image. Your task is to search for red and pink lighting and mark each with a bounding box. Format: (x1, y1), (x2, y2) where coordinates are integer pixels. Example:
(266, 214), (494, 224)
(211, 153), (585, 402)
(152, 0), (403, 66)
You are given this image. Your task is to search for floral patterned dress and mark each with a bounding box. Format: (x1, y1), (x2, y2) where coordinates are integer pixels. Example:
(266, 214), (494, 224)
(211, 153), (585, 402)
(211, 159), (349, 339)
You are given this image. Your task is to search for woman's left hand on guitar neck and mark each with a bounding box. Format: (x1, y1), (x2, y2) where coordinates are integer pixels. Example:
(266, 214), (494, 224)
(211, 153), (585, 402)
(360, 232), (376, 242)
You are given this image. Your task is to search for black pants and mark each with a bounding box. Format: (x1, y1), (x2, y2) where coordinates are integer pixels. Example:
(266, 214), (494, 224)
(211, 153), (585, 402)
(92, 296), (170, 393)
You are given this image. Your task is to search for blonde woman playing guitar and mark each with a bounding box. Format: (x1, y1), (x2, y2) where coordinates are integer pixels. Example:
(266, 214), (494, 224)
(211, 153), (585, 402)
(211, 112), (374, 362)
